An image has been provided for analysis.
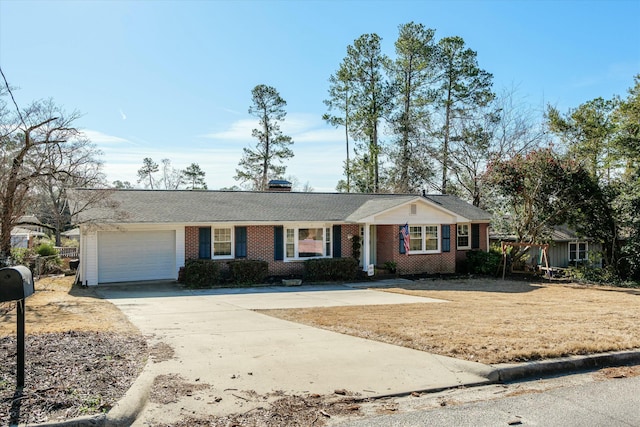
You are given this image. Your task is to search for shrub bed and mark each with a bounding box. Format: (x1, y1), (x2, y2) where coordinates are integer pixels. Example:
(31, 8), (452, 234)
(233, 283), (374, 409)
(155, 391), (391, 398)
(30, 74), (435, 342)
(464, 249), (502, 275)
(183, 259), (222, 288)
(227, 260), (268, 286)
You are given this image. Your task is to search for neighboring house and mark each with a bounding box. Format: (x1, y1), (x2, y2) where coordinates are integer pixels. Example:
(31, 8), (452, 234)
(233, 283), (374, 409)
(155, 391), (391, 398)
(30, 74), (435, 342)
(490, 225), (603, 269)
(61, 228), (80, 242)
(16, 215), (46, 234)
(11, 226), (46, 248)
(73, 187), (491, 286)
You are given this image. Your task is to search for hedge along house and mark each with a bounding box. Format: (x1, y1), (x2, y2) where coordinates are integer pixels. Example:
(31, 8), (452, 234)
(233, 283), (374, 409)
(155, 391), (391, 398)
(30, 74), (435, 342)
(72, 188), (491, 286)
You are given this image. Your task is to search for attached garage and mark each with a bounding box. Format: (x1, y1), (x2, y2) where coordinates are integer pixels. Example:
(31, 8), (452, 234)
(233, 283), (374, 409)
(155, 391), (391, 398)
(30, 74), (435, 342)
(97, 230), (177, 283)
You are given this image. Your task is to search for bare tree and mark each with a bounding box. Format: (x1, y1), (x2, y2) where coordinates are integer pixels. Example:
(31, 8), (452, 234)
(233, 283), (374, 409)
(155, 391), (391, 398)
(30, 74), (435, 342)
(0, 69), (100, 258)
(160, 158), (184, 189)
(34, 136), (106, 245)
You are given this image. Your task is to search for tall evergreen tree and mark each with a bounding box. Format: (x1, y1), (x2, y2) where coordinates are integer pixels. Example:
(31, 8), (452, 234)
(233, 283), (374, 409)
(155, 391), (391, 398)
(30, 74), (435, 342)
(323, 62), (355, 192)
(235, 84), (293, 191)
(137, 157), (158, 189)
(434, 36), (494, 194)
(547, 98), (620, 183)
(183, 163), (207, 190)
(342, 33), (392, 193)
(386, 22), (437, 193)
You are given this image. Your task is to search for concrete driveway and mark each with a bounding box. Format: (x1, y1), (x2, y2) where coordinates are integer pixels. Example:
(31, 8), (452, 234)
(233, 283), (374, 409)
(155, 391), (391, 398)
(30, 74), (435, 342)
(97, 282), (494, 425)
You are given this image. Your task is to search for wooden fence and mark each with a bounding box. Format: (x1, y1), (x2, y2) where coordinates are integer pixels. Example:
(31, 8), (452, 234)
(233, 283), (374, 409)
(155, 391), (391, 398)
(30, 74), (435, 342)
(54, 247), (78, 259)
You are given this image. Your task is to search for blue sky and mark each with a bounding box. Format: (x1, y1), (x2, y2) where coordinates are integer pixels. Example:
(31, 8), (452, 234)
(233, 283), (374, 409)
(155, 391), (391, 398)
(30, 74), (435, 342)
(1, 0), (639, 191)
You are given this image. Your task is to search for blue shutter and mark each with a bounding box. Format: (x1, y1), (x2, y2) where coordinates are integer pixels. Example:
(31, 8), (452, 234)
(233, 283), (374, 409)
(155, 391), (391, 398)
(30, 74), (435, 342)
(332, 225), (342, 258)
(198, 227), (211, 259)
(399, 226), (406, 254)
(472, 224), (480, 249)
(235, 227), (247, 258)
(274, 226), (284, 261)
(442, 225), (450, 252)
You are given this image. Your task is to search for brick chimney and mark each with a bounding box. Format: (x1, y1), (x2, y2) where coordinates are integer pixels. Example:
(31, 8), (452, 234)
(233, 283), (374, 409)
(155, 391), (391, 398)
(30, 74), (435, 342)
(267, 180), (292, 192)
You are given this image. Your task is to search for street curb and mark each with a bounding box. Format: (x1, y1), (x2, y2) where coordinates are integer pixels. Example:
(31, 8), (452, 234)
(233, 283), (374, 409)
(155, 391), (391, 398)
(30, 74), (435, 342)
(488, 349), (640, 382)
(104, 361), (155, 427)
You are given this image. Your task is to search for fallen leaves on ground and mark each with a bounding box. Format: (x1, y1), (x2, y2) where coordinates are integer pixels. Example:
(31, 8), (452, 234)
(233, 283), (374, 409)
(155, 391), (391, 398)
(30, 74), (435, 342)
(0, 331), (147, 425)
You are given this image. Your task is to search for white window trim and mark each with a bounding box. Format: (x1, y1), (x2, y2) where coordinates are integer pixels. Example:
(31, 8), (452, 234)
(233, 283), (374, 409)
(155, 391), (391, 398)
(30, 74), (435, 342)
(284, 224), (332, 261)
(457, 223), (471, 250)
(408, 224), (441, 254)
(211, 226), (234, 259)
(568, 241), (588, 262)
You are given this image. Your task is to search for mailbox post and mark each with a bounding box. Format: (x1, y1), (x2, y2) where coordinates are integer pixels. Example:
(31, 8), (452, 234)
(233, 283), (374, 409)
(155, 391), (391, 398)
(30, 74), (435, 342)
(0, 265), (35, 388)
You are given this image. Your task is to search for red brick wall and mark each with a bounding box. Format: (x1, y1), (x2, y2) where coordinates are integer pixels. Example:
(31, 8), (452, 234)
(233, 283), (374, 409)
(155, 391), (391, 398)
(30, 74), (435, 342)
(184, 223), (488, 277)
(376, 224), (457, 275)
(185, 226), (199, 260)
(341, 224), (359, 260)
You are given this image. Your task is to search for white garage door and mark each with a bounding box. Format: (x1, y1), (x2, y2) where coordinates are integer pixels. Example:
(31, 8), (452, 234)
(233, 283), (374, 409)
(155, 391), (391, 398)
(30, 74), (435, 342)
(98, 230), (176, 283)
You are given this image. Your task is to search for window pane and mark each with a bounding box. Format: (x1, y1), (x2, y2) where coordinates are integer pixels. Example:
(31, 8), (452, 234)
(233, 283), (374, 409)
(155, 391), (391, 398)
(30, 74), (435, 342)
(426, 226), (438, 251)
(212, 228), (232, 256)
(214, 228), (231, 242)
(457, 224), (469, 247)
(409, 226), (422, 251)
(214, 242), (231, 256)
(298, 228), (323, 257)
(325, 227), (331, 256)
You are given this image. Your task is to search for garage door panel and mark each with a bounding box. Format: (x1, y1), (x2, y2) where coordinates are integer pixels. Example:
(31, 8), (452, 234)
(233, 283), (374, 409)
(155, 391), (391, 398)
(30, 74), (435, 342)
(98, 230), (176, 283)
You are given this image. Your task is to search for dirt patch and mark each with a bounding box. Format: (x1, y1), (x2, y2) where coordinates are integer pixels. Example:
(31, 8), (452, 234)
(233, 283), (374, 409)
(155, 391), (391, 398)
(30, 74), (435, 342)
(594, 365), (640, 380)
(150, 342), (175, 363)
(156, 391), (364, 427)
(150, 374), (210, 405)
(0, 276), (147, 425)
(0, 331), (147, 425)
(259, 278), (640, 364)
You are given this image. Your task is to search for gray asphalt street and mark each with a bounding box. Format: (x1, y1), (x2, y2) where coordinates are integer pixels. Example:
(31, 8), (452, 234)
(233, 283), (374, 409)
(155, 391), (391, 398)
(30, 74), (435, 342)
(336, 375), (640, 427)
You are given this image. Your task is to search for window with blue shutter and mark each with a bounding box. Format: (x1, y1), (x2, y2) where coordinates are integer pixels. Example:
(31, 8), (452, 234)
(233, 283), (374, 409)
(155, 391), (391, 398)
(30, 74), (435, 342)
(198, 227), (211, 259)
(442, 224), (450, 252)
(274, 226), (284, 261)
(471, 224), (480, 249)
(332, 225), (341, 258)
(235, 227), (247, 258)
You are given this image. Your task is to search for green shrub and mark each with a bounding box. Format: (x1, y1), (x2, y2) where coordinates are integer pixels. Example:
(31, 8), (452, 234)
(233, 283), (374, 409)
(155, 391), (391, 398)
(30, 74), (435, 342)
(566, 264), (640, 287)
(304, 258), (358, 282)
(464, 249), (502, 275)
(227, 260), (268, 286)
(35, 242), (58, 257)
(10, 247), (32, 265)
(183, 259), (222, 288)
(382, 261), (397, 274)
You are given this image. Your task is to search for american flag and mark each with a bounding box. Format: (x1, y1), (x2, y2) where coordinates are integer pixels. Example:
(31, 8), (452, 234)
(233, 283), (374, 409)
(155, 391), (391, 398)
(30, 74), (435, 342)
(401, 223), (410, 254)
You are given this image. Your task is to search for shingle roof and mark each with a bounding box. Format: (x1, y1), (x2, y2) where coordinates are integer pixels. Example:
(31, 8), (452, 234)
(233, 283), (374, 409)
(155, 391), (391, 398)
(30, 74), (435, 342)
(72, 189), (491, 224)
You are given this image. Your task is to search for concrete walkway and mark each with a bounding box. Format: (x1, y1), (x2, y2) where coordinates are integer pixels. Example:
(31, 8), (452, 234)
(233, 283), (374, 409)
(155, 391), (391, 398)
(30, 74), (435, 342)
(97, 281), (494, 426)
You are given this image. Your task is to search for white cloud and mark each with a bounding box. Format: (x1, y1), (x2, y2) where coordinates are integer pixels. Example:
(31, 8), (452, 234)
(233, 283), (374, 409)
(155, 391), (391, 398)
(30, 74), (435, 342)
(82, 129), (130, 144)
(202, 112), (344, 145)
(119, 109), (127, 120)
(201, 119), (257, 141)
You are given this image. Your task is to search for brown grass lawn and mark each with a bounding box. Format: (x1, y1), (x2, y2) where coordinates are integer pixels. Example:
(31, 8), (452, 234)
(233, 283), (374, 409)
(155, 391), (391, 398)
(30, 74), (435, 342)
(0, 275), (138, 336)
(259, 279), (640, 365)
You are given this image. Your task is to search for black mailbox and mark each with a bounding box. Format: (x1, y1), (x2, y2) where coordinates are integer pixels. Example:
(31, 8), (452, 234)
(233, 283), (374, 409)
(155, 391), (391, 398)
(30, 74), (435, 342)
(0, 265), (35, 302)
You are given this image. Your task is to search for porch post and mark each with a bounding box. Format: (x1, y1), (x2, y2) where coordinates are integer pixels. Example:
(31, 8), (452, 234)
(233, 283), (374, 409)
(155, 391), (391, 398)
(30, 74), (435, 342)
(362, 223), (371, 271)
